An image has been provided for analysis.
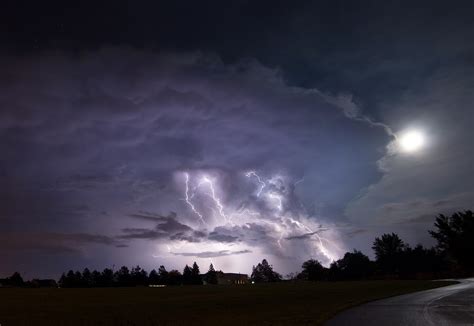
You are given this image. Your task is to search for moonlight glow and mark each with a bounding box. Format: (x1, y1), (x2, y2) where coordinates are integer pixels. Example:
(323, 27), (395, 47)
(398, 130), (425, 152)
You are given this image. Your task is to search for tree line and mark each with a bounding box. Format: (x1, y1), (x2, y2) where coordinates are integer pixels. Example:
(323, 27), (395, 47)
(56, 262), (218, 288)
(2, 210), (472, 287)
(294, 210), (474, 281)
(56, 262), (221, 287)
(1, 263), (219, 288)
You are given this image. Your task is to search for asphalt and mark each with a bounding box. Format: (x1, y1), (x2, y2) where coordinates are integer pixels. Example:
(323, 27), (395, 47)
(325, 279), (474, 326)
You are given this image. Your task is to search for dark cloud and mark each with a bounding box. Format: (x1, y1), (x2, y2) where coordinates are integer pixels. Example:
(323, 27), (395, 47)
(156, 219), (192, 234)
(119, 212), (203, 243)
(0, 47), (386, 276)
(0, 232), (117, 254)
(208, 231), (239, 243)
(207, 224), (272, 246)
(172, 250), (252, 258)
(118, 228), (164, 240)
(128, 212), (172, 222)
(285, 230), (328, 241)
(170, 231), (206, 243)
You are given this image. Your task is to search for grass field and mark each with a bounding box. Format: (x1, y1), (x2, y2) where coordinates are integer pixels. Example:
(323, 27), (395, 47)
(0, 280), (455, 325)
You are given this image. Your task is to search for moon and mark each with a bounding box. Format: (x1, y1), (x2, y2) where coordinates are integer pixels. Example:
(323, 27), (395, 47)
(398, 130), (425, 152)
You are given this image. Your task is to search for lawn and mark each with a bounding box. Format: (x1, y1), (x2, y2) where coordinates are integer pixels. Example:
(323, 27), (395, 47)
(0, 280), (455, 325)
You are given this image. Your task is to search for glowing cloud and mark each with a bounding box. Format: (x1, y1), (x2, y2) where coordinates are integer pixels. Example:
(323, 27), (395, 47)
(173, 170), (344, 268)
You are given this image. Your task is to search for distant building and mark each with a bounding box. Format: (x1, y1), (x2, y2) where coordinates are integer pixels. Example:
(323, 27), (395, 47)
(0, 278), (9, 287)
(216, 272), (249, 285)
(30, 279), (58, 288)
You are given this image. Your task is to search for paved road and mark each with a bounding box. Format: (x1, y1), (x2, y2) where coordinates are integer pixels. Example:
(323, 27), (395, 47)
(325, 279), (474, 326)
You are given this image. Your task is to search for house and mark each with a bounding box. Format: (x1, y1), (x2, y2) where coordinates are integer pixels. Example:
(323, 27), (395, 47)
(30, 279), (58, 288)
(216, 272), (249, 285)
(0, 278), (9, 287)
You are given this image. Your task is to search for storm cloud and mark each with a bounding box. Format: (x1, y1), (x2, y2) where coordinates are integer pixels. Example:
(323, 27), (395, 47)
(1, 1), (473, 277)
(0, 48), (380, 275)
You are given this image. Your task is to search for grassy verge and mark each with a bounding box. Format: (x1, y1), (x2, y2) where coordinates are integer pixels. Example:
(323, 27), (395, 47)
(0, 280), (456, 325)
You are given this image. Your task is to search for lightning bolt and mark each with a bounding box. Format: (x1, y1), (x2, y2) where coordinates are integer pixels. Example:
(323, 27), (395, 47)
(286, 216), (338, 262)
(184, 172), (207, 226)
(230, 208), (260, 223)
(287, 217), (312, 233)
(183, 172), (229, 225)
(314, 234), (338, 262)
(181, 170), (341, 264)
(245, 171), (285, 211)
(276, 224), (284, 249)
(245, 171), (266, 196)
(198, 176), (229, 223)
(244, 173), (338, 261)
(294, 177), (305, 186)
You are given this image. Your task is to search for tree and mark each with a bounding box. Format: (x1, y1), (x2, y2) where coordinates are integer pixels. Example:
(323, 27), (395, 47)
(191, 262), (202, 285)
(131, 265), (148, 286)
(328, 262), (342, 281)
(58, 273), (67, 288)
(59, 270), (81, 288)
(115, 266), (131, 286)
(74, 271), (83, 287)
(298, 259), (326, 281)
(372, 233), (406, 275)
(149, 269), (159, 285)
(82, 268), (92, 287)
(101, 268), (114, 287)
(9, 272), (24, 287)
(91, 270), (102, 287)
(65, 270), (76, 287)
(167, 270), (182, 285)
(398, 244), (445, 278)
(329, 250), (373, 280)
(158, 265), (169, 284)
(429, 210), (474, 272)
(205, 264), (218, 285)
(182, 265), (193, 285)
(251, 259), (282, 283)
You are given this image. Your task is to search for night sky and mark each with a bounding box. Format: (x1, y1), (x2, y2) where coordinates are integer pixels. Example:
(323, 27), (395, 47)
(1, 1), (473, 278)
